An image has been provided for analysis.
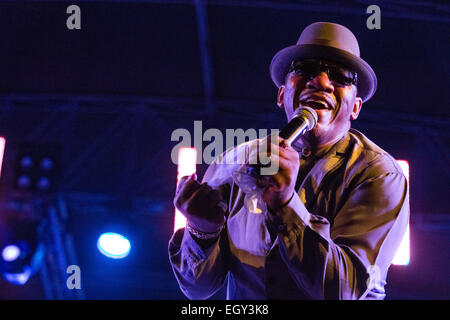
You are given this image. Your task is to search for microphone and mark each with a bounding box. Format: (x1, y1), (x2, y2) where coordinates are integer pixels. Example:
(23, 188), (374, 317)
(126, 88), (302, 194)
(246, 106), (318, 179)
(279, 106), (318, 146)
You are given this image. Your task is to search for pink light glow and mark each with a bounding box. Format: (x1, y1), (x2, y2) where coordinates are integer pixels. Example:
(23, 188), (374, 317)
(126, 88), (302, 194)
(174, 147), (197, 232)
(0, 137), (5, 177)
(392, 160), (410, 266)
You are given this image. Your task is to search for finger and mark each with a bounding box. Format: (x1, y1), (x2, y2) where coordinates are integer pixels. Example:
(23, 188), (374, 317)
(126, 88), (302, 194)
(247, 136), (278, 165)
(260, 173), (287, 190)
(270, 136), (296, 158)
(257, 148), (286, 169)
(208, 204), (227, 225)
(278, 137), (290, 149)
(187, 184), (222, 213)
(250, 137), (293, 166)
(176, 173), (196, 192)
(272, 142), (299, 162)
(256, 140), (280, 166)
(268, 135), (288, 147)
(256, 174), (272, 188)
(216, 200), (228, 213)
(177, 174), (201, 201)
(256, 153), (296, 182)
(257, 135), (277, 155)
(193, 184), (221, 203)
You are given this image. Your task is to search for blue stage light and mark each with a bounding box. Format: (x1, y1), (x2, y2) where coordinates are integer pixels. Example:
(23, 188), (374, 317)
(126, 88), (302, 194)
(2, 245), (21, 262)
(3, 267), (32, 285)
(0, 241), (44, 285)
(97, 232), (131, 259)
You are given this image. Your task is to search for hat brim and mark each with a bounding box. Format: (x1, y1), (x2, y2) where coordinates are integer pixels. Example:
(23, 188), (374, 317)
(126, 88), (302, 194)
(270, 44), (377, 102)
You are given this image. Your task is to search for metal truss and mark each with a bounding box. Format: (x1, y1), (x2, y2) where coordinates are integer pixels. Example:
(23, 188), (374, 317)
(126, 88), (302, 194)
(39, 195), (86, 299)
(0, 188), (85, 299)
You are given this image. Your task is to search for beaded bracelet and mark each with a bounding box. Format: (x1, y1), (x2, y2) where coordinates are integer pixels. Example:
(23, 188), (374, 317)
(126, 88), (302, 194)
(186, 224), (223, 240)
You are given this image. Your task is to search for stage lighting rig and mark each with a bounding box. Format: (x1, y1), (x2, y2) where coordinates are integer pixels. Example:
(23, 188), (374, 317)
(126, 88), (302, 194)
(0, 193), (45, 285)
(13, 143), (61, 193)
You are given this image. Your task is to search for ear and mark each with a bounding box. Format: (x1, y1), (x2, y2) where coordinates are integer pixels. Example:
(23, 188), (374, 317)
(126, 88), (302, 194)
(277, 85), (285, 109)
(350, 97), (363, 120)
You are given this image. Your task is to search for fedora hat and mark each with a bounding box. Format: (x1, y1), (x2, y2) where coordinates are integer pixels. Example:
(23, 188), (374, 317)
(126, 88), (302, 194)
(270, 22), (377, 102)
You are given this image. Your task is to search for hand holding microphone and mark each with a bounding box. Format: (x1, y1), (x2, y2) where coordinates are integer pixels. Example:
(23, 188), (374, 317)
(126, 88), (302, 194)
(247, 106), (318, 178)
(243, 106), (318, 211)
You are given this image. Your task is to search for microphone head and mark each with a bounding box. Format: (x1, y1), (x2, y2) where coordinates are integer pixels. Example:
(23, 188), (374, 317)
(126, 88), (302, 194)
(293, 106), (318, 131)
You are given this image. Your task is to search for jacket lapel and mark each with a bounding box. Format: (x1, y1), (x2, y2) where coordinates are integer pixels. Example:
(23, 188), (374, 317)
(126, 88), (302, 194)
(298, 133), (352, 210)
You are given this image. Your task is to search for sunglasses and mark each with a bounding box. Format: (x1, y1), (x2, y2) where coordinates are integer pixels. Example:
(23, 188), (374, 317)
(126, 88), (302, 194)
(288, 59), (358, 86)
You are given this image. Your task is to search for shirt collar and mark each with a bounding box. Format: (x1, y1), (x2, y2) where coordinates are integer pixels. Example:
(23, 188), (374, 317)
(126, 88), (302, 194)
(293, 132), (349, 160)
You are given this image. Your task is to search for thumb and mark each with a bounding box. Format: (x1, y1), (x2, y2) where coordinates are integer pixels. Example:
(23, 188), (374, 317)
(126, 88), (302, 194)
(176, 173), (197, 193)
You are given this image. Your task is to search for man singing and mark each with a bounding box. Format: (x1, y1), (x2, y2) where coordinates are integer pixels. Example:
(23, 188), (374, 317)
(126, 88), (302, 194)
(169, 22), (409, 300)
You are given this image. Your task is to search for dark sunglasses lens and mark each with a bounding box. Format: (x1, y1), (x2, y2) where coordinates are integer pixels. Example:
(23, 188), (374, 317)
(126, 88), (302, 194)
(292, 60), (356, 85)
(329, 69), (354, 85)
(292, 61), (319, 77)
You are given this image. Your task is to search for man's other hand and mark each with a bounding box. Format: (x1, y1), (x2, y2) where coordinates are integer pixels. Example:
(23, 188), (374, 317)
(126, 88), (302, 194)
(174, 174), (226, 233)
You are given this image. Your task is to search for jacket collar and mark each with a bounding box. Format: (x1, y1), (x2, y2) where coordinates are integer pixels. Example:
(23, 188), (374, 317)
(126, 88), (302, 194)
(297, 131), (352, 207)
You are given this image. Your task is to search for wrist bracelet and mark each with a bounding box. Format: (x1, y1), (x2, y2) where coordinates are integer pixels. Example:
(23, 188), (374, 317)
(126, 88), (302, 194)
(186, 224), (223, 240)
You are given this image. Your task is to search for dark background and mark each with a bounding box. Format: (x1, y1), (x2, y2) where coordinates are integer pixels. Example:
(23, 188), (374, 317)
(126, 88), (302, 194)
(0, 0), (448, 299)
